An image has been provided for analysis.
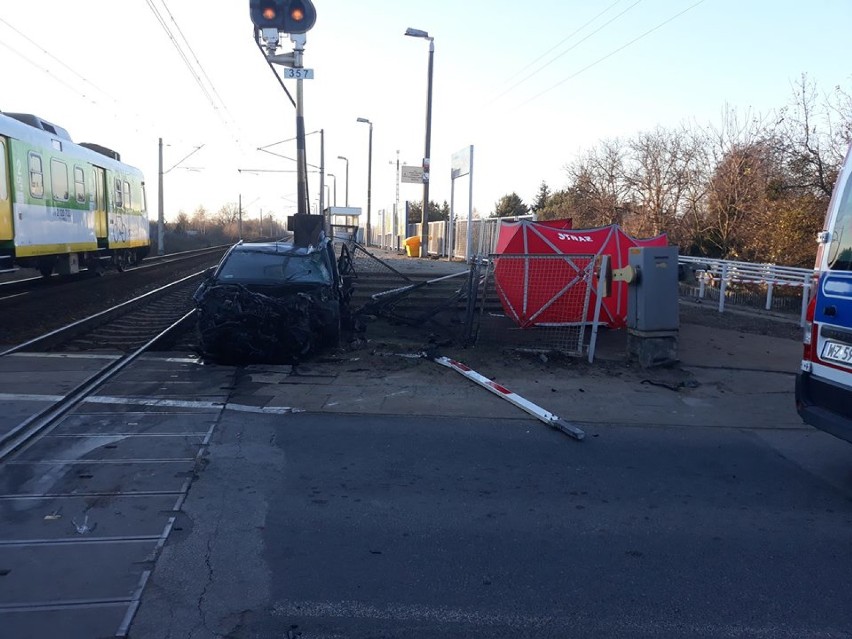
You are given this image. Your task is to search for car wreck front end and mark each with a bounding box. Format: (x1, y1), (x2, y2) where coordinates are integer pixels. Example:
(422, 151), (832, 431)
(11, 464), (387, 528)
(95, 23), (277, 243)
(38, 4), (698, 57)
(193, 240), (345, 364)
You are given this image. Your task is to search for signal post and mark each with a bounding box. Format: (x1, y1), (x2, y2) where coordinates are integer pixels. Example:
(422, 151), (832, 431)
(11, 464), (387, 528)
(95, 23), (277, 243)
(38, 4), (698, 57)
(249, 0), (317, 217)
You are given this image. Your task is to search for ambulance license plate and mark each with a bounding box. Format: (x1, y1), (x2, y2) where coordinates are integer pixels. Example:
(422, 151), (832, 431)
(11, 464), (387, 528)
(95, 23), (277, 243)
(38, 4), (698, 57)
(821, 340), (852, 365)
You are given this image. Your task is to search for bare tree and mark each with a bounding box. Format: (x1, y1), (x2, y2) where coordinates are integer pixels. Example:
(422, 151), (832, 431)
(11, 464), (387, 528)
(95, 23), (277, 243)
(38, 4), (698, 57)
(563, 138), (630, 227)
(624, 126), (699, 238)
(190, 206), (209, 234)
(774, 74), (851, 197)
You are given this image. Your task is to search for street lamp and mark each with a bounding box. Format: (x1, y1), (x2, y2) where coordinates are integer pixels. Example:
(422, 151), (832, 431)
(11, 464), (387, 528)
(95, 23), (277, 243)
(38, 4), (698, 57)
(405, 27), (434, 258)
(327, 173), (337, 206)
(337, 155), (349, 206)
(356, 117), (373, 246)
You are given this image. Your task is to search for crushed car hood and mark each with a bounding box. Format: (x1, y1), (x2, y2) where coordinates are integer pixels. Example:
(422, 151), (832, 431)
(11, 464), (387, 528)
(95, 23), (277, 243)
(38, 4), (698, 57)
(195, 283), (338, 364)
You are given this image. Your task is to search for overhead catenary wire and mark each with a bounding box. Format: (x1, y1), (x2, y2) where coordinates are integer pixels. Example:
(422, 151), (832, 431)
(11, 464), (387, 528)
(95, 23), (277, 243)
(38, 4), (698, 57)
(0, 15), (200, 146)
(493, 0), (628, 101)
(520, 0), (707, 108)
(145, 0), (218, 113)
(0, 39), (96, 106)
(0, 16), (115, 105)
(144, 0), (245, 154)
(155, 0), (244, 146)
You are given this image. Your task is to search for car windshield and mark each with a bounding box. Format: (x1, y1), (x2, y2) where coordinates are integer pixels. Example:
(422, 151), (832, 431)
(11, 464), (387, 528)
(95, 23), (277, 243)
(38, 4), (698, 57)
(216, 249), (332, 285)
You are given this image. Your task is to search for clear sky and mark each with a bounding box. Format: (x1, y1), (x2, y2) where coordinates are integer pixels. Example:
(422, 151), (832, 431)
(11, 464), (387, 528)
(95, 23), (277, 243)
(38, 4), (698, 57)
(1, 0), (850, 228)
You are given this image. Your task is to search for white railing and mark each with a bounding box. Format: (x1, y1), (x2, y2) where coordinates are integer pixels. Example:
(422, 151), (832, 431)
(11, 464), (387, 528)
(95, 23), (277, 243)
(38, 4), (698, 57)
(678, 255), (816, 325)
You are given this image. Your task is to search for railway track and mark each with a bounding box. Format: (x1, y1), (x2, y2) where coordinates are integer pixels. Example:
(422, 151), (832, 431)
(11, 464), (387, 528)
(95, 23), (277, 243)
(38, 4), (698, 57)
(0, 270), (207, 455)
(0, 268), (234, 637)
(0, 246), (228, 348)
(3, 274), (202, 357)
(0, 245), (227, 300)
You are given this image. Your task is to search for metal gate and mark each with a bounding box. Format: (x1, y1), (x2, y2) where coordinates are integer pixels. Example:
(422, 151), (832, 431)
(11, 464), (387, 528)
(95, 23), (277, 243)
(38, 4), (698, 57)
(473, 253), (606, 360)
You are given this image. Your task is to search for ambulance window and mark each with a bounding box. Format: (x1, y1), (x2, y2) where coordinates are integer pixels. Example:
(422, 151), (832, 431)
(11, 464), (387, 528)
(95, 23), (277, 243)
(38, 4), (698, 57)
(828, 174), (852, 271)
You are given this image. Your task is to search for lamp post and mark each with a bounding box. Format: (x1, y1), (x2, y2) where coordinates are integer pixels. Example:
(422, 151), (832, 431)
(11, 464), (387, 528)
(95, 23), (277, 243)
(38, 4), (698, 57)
(337, 155), (349, 206)
(405, 27), (434, 258)
(356, 117), (373, 246)
(327, 173), (337, 205)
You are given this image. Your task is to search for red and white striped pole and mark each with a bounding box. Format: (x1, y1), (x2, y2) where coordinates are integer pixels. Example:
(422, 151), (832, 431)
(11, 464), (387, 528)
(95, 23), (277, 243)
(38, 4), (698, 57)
(434, 356), (585, 441)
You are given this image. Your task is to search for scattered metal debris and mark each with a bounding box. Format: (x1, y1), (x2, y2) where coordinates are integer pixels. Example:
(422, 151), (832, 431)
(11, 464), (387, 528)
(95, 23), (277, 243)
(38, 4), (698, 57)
(72, 514), (96, 534)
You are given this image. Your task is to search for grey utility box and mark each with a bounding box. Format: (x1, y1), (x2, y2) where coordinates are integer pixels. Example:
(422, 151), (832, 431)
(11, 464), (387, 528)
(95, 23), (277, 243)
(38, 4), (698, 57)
(627, 245), (679, 367)
(627, 245), (679, 332)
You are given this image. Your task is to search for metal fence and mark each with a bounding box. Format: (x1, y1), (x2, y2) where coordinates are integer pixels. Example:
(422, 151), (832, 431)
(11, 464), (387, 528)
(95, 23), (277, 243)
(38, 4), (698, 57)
(474, 254), (607, 361)
(679, 255), (815, 325)
(363, 218), (816, 325)
(366, 216), (534, 260)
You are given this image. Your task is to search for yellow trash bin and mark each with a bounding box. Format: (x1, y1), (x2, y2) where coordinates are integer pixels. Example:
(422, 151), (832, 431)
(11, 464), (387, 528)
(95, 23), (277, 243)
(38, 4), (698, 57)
(404, 236), (421, 257)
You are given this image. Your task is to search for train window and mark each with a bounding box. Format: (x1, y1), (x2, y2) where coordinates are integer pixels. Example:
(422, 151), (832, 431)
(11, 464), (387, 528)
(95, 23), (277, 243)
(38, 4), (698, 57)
(74, 167), (86, 204)
(114, 177), (123, 209)
(0, 140), (7, 200)
(50, 159), (69, 201)
(29, 153), (44, 199)
(141, 182), (148, 213)
(123, 180), (131, 210)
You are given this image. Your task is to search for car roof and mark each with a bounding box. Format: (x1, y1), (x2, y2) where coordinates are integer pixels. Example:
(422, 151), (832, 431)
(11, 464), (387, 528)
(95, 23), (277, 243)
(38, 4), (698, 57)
(230, 238), (329, 258)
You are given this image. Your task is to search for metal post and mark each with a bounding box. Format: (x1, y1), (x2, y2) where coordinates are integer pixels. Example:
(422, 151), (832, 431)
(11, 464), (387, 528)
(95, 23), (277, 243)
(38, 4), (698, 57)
(420, 38), (434, 258)
(319, 128), (325, 227)
(356, 119), (373, 245)
(719, 262), (728, 313)
(588, 255), (610, 363)
(448, 174), (455, 262)
(328, 173), (336, 205)
(766, 265), (775, 311)
(157, 137), (164, 255)
(466, 145), (475, 263)
(366, 124), (372, 245)
(292, 34), (308, 216)
(338, 156), (349, 206)
(394, 150), (400, 250)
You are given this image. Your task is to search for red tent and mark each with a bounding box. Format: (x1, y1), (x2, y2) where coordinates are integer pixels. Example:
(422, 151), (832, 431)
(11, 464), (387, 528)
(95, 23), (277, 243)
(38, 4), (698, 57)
(493, 220), (668, 329)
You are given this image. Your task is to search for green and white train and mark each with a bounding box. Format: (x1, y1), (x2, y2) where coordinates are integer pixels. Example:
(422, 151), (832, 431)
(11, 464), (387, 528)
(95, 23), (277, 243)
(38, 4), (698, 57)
(0, 111), (149, 276)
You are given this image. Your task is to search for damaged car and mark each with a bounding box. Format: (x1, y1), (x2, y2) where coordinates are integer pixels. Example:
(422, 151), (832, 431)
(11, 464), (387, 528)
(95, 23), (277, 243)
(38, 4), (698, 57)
(193, 234), (350, 364)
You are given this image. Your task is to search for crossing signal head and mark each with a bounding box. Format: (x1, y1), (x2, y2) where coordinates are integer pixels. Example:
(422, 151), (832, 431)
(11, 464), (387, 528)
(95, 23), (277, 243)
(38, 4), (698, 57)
(250, 0), (316, 34)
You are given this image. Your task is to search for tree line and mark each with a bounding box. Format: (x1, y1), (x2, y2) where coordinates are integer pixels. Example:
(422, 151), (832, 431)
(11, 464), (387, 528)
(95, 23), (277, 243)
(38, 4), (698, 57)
(492, 76), (851, 267)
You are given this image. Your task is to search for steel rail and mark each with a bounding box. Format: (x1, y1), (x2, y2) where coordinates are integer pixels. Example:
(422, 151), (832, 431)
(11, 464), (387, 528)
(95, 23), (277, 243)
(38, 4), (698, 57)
(0, 245), (227, 294)
(0, 309), (196, 460)
(0, 270), (205, 357)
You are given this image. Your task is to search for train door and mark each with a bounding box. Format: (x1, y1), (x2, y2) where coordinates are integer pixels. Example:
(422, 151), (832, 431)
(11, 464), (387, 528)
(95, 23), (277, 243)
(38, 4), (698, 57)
(0, 137), (12, 242)
(93, 165), (107, 241)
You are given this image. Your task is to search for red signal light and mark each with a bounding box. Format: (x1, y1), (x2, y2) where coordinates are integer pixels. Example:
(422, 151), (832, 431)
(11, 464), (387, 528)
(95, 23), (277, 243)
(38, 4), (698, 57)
(290, 7), (304, 21)
(262, 6), (277, 20)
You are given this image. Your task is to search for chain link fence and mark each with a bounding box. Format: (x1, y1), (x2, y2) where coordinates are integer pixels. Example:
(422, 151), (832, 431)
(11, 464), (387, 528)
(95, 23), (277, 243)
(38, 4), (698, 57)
(472, 254), (599, 357)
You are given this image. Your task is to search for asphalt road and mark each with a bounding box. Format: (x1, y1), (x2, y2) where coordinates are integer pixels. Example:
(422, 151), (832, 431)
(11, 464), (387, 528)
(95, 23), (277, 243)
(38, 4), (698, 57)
(130, 410), (852, 639)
